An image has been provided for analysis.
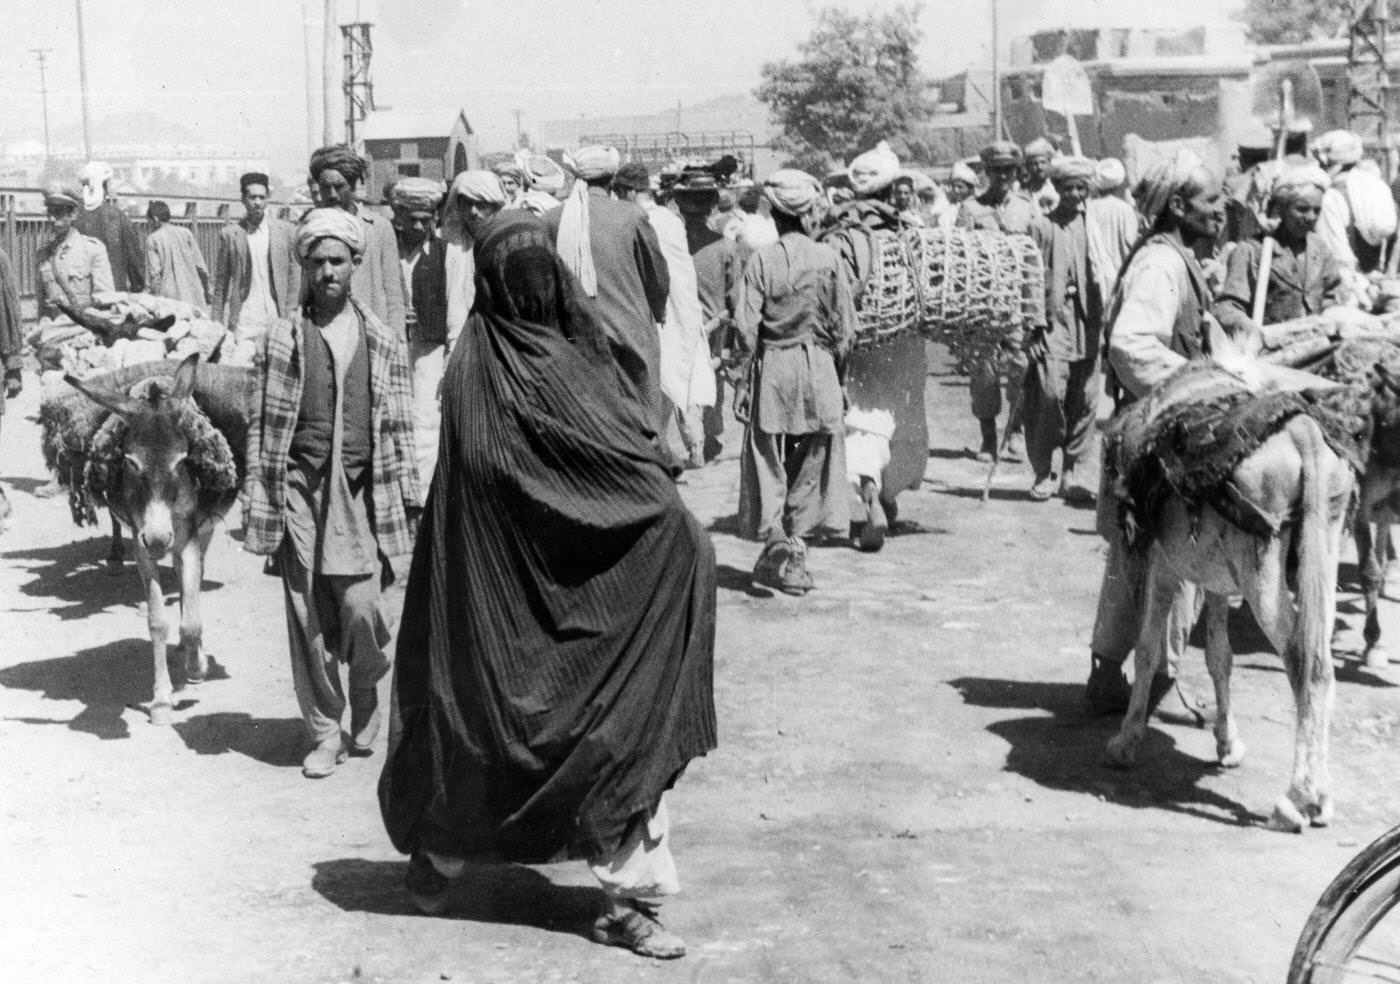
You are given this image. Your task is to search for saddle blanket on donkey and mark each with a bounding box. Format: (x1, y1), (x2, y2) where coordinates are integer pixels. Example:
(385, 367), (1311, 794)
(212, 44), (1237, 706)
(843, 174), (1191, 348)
(1103, 360), (1366, 549)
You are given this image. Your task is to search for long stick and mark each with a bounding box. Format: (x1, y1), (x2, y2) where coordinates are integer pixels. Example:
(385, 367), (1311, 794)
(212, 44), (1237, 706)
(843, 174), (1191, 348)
(1252, 236), (1275, 326)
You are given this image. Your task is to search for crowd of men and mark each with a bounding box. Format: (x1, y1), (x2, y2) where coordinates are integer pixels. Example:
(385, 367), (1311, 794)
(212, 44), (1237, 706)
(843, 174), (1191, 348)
(0, 122), (1393, 960)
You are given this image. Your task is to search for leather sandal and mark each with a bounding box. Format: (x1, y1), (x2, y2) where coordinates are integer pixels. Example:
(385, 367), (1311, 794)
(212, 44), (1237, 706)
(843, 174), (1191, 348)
(591, 900), (686, 959)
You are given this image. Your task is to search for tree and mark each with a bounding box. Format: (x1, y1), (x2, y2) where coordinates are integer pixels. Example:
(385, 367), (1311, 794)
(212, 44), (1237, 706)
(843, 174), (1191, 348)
(756, 4), (936, 173)
(1242, 0), (1346, 44)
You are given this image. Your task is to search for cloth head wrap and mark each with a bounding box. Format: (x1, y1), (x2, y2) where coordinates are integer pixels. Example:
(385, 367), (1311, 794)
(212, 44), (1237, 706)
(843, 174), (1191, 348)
(566, 145), (621, 180)
(44, 182), (82, 210)
(308, 144), (366, 185)
(980, 142), (1022, 167)
(1096, 158), (1127, 193)
(391, 177), (445, 212)
(451, 171), (507, 206)
(763, 169), (823, 216)
(80, 161), (113, 209)
(520, 153), (565, 194)
(948, 162), (978, 188)
(295, 207), (366, 260)
(1049, 156), (1098, 187)
(736, 214), (780, 253)
(898, 169), (936, 194)
(1270, 163), (1330, 206)
(491, 160), (529, 188)
(1023, 138), (1055, 161)
(1316, 130), (1364, 169)
(1137, 149), (1206, 226)
(847, 141), (901, 197)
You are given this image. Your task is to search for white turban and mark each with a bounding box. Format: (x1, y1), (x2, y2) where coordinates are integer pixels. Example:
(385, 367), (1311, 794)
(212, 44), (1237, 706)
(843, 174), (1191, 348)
(520, 153), (566, 194)
(736, 213), (780, 253)
(763, 169), (823, 216)
(295, 207), (366, 261)
(391, 176), (445, 212)
(565, 145), (621, 180)
(1138, 150), (1207, 226)
(1271, 163), (1330, 205)
(949, 162), (978, 188)
(1097, 158), (1127, 193)
(1316, 130), (1364, 169)
(848, 141), (901, 197)
(1049, 156), (1098, 186)
(80, 161), (113, 209)
(450, 170), (507, 206)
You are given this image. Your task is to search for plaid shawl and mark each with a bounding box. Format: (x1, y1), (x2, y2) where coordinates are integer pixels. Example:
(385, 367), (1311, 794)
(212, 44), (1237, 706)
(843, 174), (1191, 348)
(242, 299), (420, 559)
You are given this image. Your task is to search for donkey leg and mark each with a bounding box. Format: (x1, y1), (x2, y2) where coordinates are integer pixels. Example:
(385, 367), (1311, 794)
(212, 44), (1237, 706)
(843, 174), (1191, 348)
(1203, 594), (1245, 767)
(1106, 555), (1177, 768)
(133, 541), (174, 725)
(1365, 513), (1390, 668)
(177, 526), (213, 686)
(107, 513), (125, 576)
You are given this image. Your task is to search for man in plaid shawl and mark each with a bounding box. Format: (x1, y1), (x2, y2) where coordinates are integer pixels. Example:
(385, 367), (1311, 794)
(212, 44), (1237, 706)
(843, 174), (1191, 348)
(243, 207), (421, 778)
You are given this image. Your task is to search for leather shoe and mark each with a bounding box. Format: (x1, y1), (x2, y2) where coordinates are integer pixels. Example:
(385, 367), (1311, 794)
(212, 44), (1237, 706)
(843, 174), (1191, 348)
(302, 734), (348, 778)
(349, 690), (381, 755)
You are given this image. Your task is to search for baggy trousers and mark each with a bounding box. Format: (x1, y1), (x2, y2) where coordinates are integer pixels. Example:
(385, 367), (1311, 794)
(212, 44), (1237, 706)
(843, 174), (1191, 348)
(744, 429), (833, 545)
(970, 346), (1027, 427)
(280, 546), (391, 745)
(1024, 355), (1100, 479)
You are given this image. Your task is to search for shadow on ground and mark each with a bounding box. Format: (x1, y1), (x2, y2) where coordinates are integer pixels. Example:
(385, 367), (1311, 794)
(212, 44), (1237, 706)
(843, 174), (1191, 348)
(1, 538), (224, 620)
(173, 712), (305, 767)
(312, 858), (601, 941)
(949, 676), (1265, 828)
(0, 637), (207, 739)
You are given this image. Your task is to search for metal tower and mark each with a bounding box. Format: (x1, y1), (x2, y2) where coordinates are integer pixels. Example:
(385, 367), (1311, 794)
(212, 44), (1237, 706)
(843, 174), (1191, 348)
(1347, 0), (1391, 151)
(342, 21), (375, 146)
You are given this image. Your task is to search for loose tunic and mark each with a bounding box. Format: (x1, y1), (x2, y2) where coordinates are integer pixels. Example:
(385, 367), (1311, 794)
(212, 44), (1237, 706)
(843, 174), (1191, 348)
(955, 189), (1037, 235)
(145, 223), (209, 311)
(379, 211), (716, 863)
(1213, 232), (1343, 334)
(75, 203), (145, 292)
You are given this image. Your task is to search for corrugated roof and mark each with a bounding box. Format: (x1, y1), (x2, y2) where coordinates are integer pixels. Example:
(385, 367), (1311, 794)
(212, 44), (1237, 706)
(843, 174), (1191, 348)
(361, 109), (469, 142)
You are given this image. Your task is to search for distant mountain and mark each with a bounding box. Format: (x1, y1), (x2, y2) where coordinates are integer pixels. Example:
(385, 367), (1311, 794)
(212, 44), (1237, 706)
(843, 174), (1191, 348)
(2, 111), (227, 155)
(540, 92), (777, 149)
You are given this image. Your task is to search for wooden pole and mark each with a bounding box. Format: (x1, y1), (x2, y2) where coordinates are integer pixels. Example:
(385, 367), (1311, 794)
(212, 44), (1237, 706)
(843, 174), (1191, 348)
(74, 0), (93, 159)
(322, 0), (337, 146)
(991, 0), (1001, 142)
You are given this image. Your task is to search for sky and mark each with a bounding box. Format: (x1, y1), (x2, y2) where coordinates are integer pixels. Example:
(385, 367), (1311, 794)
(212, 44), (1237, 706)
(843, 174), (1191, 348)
(0, 0), (1242, 179)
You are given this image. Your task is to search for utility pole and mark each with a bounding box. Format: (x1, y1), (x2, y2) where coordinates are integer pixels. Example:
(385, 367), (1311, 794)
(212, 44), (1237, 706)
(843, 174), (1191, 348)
(31, 48), (53, 174)
(303, 0), (319, 155)
(74, 0), (93, 159)
(513, 109), (523, 148)
(323, 0), (338, 145)
(991, 0), (1002, 142)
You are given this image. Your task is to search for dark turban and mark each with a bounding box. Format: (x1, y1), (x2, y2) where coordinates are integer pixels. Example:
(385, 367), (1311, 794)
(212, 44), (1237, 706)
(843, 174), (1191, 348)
(308, 144), (366, 186)
(612, 163), (651, 193)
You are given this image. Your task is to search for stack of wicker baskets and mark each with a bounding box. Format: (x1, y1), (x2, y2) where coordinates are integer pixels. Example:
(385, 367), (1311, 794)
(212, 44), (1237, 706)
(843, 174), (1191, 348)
(851, 227), (1044, 361)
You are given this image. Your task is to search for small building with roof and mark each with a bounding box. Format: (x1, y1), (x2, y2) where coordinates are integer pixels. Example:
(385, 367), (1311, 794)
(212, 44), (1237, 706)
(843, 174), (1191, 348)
(360, 109), (479, 202)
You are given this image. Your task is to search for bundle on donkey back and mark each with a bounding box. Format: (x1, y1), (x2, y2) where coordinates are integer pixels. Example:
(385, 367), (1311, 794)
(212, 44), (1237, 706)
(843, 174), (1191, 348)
(1313, 338), (1400, 669)
(40, 354), (255, 725)
(1101, 348), (1359, 832)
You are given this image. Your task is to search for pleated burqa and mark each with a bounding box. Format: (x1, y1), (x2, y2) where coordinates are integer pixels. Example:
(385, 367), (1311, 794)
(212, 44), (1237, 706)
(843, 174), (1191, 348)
(379, 212), (717, 863)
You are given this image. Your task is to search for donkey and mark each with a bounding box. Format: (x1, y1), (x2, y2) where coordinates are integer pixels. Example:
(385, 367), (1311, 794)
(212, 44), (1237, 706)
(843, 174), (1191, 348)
(1103, 378), (1355, 833)
(65, 354), (242, 725)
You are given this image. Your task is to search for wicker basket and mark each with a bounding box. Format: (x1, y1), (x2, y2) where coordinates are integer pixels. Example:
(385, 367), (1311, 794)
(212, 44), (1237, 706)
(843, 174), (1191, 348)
(849, 227), (1045, 361)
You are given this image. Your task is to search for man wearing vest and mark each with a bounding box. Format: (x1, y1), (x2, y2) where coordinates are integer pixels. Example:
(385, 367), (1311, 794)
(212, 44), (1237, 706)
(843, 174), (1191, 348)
(242, 207), (421, 779)
(389, 177), (451, 487)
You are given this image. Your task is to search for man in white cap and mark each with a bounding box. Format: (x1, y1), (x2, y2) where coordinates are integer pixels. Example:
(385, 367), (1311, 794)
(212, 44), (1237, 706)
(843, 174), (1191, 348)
(1314, 129), (1394, 280)
(735, 169), (856, 595)
(548, 146), (670, 428)
(75, 161), (144, 293)
(391, 177), (451, 486)
(1085, 149), (1226, 724)
(243, 206), (420, 779)
(1022, 138), (1060, 215)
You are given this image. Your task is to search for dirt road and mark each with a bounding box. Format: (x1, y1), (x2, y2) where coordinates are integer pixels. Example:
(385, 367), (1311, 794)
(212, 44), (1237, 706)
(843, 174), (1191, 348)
(3, 346), (1399, 984)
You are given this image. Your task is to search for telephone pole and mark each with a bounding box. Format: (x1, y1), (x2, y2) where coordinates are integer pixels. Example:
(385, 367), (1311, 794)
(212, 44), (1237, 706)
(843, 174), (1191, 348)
(30, 48), (53, 173)
(513, 109), (523, 148)
(74, 0), (93, 158)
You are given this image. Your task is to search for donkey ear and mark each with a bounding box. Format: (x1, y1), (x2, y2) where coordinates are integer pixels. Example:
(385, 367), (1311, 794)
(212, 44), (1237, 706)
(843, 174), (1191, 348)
(63, 373), (138, 417)
(169, 352), (200, 403)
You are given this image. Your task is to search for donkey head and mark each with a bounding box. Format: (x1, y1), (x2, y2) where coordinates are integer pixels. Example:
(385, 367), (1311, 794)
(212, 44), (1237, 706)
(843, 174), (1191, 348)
(66, 354), (201, 561)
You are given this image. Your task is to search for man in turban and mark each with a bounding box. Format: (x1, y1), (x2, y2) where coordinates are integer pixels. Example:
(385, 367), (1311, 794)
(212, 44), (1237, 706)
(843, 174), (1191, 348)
(1213, 165), (1344, 338)
(391, 177), (451, 486)
(548, 146), (670, 431)
(308, 144), (406, 340)
(1084, 149), (1226, 725)
(1024, 156), (1135, 504)
(440, 171), (508, 371)
(674, 172), (741, 463)
(244, 205), (420, 779)
(212, 173), (301, 364)
(958, 142), (1038, 462)
(74, 161), (144, 293)
(735, 169), (856, 593)
(847, 140), (901, 199)
(1022, 137), (1060, 214)
(490, 158), (529, 204)
(1313, 129), (1392, 280)
(144, 201), (210, 312)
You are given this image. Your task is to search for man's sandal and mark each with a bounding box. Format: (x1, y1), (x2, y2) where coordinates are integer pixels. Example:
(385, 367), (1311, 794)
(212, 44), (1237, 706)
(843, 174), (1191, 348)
(591, 900), (687, 959)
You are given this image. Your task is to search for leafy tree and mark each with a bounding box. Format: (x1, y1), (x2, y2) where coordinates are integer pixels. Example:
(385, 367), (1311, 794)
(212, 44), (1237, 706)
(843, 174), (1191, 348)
(757, 4), (936, 172)
(1242, 0), (1347, 44)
